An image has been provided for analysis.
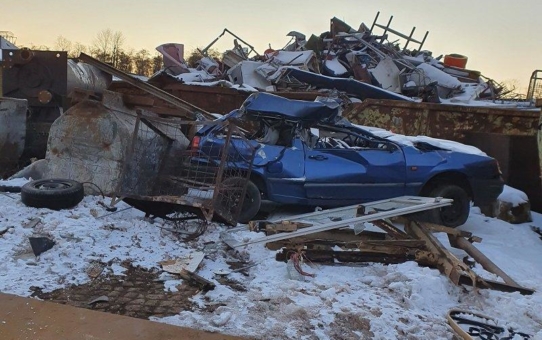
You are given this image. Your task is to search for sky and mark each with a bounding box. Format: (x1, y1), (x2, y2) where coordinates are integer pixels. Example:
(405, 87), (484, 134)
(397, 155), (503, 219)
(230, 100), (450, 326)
(2, 0), (541, 91)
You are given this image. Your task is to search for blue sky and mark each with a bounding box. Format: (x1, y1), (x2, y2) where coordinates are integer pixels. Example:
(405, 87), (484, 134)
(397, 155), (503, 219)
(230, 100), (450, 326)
(3, 0), (541, 90)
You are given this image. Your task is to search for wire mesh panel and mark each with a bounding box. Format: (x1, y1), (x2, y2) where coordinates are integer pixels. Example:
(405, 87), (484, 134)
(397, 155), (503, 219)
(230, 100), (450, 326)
(116, 113), (255, 226)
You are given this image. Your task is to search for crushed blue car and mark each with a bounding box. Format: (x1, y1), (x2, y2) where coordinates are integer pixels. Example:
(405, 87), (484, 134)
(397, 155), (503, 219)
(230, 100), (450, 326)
(192, 93), (504, 227)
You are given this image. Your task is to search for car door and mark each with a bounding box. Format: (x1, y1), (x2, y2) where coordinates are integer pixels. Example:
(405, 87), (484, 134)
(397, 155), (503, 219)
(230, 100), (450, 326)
(304, 137), (407, 203)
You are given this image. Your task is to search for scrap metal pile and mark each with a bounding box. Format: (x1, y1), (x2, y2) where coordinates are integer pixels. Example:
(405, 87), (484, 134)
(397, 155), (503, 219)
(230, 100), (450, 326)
(152, 12), (526, 105)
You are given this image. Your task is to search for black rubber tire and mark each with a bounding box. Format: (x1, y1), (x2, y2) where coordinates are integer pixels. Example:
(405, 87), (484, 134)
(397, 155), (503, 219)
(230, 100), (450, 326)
(21, 179), (85, 210)
(427, 184), (470, 228)
(219, 177), (261, 224)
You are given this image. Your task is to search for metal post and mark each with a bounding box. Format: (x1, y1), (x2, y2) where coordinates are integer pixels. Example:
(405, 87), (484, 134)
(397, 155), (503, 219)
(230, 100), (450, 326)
(402, 27), (416, 52)
(418, 31), (429, 52)
(380, 16), (394, 43)
(369, 11), (380, 34)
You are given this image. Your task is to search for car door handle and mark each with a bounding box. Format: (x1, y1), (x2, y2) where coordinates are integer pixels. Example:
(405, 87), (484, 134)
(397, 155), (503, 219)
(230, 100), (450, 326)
(309, 155), (328, 161)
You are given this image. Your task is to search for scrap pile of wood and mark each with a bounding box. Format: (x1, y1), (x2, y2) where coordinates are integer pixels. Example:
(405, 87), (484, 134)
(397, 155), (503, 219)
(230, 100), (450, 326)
(223, 196), (534, 295)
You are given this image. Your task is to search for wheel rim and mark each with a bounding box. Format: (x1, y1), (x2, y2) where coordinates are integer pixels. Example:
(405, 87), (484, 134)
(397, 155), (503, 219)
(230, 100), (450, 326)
(36, 181), (72, 191)
(224, 188), (250, 210)
(440, 197), (464, 225)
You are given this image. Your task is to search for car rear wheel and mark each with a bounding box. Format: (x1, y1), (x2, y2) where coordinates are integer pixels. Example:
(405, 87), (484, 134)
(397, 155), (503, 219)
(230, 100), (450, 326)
(427, 184), (470, 228)
(218, 177), (261, 224)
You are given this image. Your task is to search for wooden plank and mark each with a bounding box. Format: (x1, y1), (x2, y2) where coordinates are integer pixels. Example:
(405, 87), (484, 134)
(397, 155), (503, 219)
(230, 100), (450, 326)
(421, 222), (471, 237)
(458, 275), (534, 295)
(371, 219), (410, 240)
(405, 221), (476, 286)
(276, 249), (414, 264)
(179, 269), (215, 291)
(265, 230), (387, 250)
(361, 239), (425, 248)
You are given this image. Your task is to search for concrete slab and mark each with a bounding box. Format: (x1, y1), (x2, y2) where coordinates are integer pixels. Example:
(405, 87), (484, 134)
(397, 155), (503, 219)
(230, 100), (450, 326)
(0, 293), (245, 340)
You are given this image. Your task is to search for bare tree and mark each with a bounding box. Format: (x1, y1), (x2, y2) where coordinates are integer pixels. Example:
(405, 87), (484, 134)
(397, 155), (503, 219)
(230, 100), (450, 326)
(26, 43), (50, 50)
(54, 36), (72, 53)
(499, 79), (527, 100)
(91, 29), (125, 67)
(91, 29), (112, 62)
(110, 31), (125, 68)
(71, 42), (87, 58)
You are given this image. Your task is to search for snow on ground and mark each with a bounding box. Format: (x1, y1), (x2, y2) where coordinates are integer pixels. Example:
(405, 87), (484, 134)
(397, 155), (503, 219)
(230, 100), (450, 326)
(1, 178), (542, 339)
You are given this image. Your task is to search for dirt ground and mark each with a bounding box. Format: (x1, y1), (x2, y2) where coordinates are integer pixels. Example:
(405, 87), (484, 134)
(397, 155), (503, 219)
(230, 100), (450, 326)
(0, 292), (247, 340)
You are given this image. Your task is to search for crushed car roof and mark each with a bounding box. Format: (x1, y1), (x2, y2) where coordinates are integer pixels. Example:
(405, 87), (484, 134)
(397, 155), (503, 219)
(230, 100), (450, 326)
(240, 92), (339, 122)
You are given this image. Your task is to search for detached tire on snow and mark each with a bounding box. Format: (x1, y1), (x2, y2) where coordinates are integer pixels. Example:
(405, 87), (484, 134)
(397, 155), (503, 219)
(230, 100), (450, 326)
(21, 179), (85, 210)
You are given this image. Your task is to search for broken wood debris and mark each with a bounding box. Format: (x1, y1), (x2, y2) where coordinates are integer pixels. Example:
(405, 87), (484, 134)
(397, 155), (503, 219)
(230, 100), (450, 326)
(222, 196), (534, 295)
(178, 269), (215, 292)
(159, 252), (205, 274)
(222, 196), (454, 248)
(158, 252), (215, 291)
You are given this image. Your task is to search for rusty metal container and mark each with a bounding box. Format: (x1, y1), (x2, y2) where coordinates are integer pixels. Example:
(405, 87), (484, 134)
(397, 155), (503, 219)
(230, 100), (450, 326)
(344, 99), (541, 140)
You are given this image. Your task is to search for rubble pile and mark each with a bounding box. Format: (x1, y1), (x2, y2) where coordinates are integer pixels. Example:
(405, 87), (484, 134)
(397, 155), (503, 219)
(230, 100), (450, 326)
(152, 13), (526, 106)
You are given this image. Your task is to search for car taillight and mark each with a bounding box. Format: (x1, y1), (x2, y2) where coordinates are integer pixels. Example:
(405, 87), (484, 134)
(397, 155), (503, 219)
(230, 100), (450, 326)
(190, 136), (201, 151)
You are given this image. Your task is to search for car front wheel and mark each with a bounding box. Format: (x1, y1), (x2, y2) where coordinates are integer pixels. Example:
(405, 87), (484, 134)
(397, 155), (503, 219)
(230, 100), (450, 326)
(427, 184), (470, 228)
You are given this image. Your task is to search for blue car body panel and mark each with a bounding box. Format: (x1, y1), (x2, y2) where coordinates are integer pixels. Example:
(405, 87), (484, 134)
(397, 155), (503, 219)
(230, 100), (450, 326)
(304, 146), (406, 202)
(196, 93), (503, 208)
